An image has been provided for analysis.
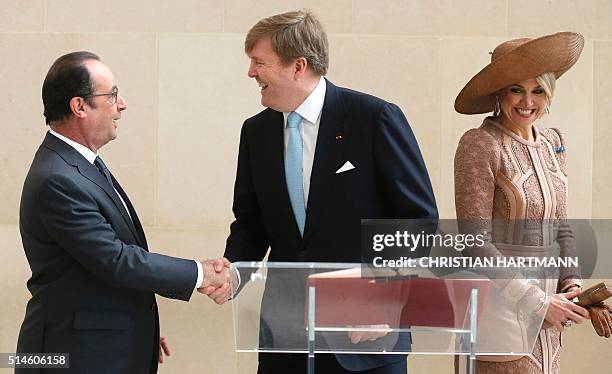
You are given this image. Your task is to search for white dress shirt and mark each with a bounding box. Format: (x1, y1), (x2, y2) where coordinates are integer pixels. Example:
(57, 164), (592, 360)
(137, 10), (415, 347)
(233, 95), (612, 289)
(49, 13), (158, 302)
(47, 129), (204, 289)
(282, 75), (326, 207)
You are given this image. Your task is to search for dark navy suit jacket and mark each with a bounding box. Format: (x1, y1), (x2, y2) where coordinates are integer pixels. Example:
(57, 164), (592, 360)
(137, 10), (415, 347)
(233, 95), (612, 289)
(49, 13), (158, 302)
(17, 133), (198, 374)
(224, 80), (438, 371)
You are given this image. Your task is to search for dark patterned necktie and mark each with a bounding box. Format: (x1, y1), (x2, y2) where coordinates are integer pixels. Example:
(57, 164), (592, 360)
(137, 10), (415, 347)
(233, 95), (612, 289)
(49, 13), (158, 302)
(94, 156), (114, 187)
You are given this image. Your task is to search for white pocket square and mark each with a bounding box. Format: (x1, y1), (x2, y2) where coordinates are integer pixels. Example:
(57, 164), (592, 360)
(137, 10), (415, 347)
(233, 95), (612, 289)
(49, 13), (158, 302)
(335, 161), (355, 174)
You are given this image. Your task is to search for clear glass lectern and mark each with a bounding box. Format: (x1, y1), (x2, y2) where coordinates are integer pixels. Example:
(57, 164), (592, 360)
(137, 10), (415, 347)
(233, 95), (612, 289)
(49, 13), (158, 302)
(231, 262), (552, 374)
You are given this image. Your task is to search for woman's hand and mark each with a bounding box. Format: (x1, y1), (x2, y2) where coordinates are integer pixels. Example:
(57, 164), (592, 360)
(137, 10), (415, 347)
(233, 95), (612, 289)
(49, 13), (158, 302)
(544, 288), (589, 331)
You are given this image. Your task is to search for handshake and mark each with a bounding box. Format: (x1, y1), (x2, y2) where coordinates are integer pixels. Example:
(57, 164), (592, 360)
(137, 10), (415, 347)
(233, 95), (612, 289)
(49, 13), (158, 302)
(197, 257), (238, 305)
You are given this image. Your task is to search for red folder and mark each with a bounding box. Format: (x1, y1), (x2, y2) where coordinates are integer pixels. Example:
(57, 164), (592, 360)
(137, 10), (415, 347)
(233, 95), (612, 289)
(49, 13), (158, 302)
(307, 272), (490, 329)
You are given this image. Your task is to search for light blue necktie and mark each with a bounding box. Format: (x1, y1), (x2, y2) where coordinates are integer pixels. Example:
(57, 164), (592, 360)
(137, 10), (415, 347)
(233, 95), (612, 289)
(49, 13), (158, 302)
(285, 111), (306, 236)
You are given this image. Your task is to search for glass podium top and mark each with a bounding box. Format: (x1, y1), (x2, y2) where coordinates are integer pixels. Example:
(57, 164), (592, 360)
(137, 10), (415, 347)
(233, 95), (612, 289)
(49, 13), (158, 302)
(230, 262), (552, 356)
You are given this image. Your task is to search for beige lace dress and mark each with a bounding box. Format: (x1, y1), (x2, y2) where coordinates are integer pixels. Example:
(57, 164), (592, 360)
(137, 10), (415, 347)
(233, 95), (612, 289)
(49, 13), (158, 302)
(454, 117), (581, 374)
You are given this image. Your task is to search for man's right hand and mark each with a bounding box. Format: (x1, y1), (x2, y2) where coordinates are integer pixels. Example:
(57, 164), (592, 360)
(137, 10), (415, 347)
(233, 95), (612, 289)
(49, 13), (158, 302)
(200, 258), (231, 288)
(197, 257), (237, 305)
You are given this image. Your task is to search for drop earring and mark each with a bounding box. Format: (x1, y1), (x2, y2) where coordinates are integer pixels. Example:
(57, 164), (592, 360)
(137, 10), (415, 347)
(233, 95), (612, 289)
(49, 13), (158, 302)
(493, 96), (501, 116)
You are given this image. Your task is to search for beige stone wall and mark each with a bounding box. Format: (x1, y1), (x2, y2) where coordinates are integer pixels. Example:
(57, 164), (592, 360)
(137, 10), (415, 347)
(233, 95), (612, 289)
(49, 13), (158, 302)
(1, 1), (610, 372)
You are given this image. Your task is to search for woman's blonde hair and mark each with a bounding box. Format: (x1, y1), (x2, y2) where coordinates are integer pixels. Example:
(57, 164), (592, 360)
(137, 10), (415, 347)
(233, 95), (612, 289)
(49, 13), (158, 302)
(536, 71), (556, 106)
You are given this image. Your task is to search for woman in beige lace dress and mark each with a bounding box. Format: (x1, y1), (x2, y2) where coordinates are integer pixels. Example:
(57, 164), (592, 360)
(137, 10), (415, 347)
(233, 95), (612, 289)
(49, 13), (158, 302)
(453, 32), (590, 373)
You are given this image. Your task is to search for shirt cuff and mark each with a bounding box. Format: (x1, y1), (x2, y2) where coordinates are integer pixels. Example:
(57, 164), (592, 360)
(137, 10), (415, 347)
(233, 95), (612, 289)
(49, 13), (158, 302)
(194, 260), (203, 289)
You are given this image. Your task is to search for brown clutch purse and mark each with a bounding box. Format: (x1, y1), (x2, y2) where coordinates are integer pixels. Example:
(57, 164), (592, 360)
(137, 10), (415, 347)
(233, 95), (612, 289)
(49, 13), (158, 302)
(576, 281), (612, 307)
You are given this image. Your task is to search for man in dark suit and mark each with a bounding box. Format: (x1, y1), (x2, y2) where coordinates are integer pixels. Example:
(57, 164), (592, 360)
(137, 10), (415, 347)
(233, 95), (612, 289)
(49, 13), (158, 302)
(17, 51), (231, 373)
(202, 10), (437, 373)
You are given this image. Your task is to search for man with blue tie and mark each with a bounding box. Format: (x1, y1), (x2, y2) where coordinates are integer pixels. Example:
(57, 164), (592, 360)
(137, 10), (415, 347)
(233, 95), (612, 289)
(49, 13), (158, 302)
(203, 10), (438, 373)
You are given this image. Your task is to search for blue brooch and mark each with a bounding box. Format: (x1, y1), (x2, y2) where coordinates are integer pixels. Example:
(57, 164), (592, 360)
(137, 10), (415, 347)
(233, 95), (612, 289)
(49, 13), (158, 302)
(554, 145), (566, 153)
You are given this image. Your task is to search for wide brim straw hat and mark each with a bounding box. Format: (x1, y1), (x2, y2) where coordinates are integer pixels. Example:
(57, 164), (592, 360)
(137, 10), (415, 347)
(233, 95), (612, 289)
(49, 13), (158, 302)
(454, 32), (584, 115)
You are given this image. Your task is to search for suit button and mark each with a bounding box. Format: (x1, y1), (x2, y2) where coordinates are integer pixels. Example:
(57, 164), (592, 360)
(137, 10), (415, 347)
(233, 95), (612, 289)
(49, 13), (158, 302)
(151, 303), (157, 311)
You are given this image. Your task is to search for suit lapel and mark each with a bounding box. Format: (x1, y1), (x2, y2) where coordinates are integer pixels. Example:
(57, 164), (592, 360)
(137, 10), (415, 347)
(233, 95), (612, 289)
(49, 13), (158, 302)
(42, 133), (144, 247)
(303, 80), (349, 245)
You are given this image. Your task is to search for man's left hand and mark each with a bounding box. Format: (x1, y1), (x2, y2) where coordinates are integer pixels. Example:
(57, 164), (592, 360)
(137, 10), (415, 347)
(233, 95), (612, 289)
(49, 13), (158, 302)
(158, 336), (171, 363)
(347, 325), (391, 344)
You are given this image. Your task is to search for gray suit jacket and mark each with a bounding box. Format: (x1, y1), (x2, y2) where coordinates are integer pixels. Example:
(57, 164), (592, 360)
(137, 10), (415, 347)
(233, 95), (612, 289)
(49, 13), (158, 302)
(16, 132), (197, 373)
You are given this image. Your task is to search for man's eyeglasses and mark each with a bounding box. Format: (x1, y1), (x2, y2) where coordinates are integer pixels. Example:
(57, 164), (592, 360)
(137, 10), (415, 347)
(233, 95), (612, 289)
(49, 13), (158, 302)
(85, 87), (119, 105)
